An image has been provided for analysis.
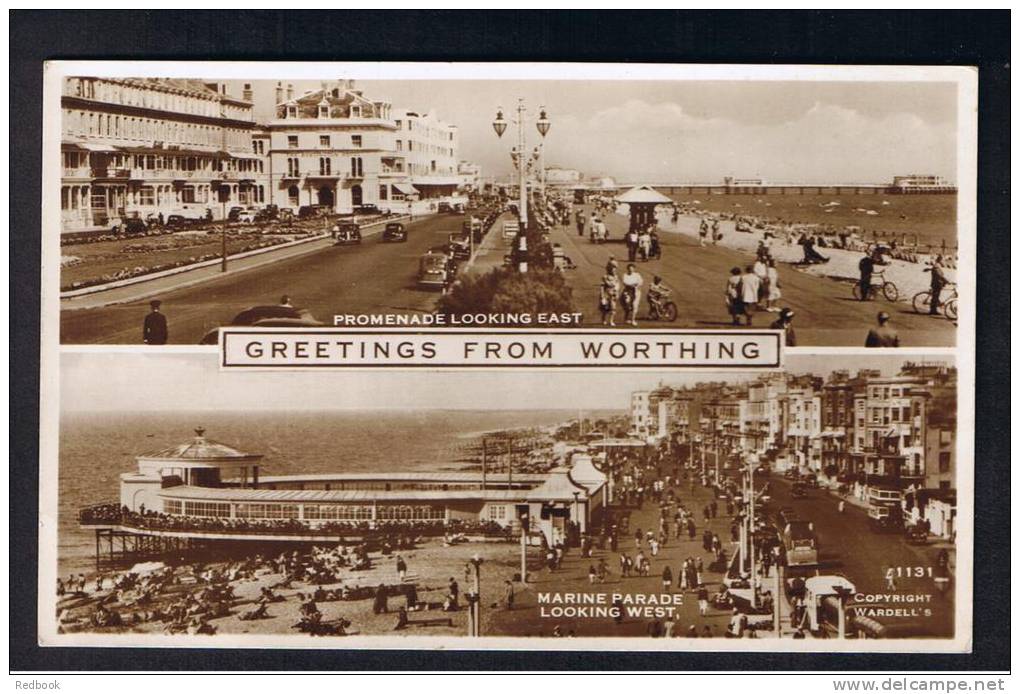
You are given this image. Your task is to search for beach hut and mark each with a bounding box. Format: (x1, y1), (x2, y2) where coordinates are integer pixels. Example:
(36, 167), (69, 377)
(615, 185), (674, 233)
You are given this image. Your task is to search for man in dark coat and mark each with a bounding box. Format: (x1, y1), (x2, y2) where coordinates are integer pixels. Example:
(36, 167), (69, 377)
(142, 300), (168, 345)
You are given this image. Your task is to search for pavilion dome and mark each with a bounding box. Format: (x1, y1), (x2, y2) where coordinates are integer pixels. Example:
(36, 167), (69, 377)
(139, 428), (263, 463)
(614, 185), (674, 204)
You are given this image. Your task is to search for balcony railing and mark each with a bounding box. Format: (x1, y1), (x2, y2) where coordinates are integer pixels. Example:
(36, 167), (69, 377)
(92, 167), (131, 179)
(62, 167), (92, 178)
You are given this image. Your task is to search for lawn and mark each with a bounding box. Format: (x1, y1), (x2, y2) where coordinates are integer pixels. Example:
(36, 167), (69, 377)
(60, 229), (315, 291)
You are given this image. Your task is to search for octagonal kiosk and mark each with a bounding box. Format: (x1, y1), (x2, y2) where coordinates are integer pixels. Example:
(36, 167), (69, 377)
(119, 427), (263, 513)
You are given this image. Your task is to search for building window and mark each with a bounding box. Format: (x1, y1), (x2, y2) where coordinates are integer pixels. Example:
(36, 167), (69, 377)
(379, 185), (388, 200)
(319, 157), (331, 176)
(396, 140), (402, 151)
(319, 135), (330, 148)
(183, 501), (232, 518)
(351, 135), (362, 148)
(286, 105), (297, 118)
(138, 187), (155, 206)
(487, 505), (507, 521)
(350, 157), (363, 177)
(938, 451), (951, 473)
(287, 157), (300, 177)
(288, 185), (300, 206)
(287, 135), (298, 149)
(164, 500), (183, 515)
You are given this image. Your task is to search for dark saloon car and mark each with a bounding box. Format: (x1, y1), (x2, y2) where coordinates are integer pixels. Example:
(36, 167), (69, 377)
(354, 203), (389, 216)
(198, 305), (324, 344)
(382, 222), (407, 242)
(116, 217), (148, 234)
(333, 222), (362, 245)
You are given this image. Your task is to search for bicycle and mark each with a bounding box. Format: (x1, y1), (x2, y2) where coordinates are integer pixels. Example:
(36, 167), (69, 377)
(647, 292), (678, 322)
(912, 282), (958, 319)
(852, 267), (899, 302)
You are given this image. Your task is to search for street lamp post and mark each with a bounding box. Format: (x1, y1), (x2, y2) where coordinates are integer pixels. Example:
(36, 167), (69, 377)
(466, 554), (484, 637)
(493, 102), (550, 268)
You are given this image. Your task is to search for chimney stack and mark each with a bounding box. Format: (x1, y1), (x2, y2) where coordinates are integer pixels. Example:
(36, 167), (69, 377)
(275, 81), (283, 104)
(242, 83), (253, 101)
(286, 83), (294, 101)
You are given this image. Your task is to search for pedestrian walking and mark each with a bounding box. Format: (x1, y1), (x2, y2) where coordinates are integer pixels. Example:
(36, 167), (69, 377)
(600, 271), (620, 327)
(725, 267), (743, 325)
(698, 586), (709, 616)
(626, 227), (639, 261)
(142, 300), (168, 345)
(739, 265), (762, 326)
(699, 219), (709, 247)
(662, 565), (673, 591)
(621, 264), (643, 327)
(770, 307), (797, 347)
(395, 555), (407, 583)
(504, 579), (515, 610)
(765, 258), (782, 311)
(865, 311), (900, 347)
(588, 564), (597, 585)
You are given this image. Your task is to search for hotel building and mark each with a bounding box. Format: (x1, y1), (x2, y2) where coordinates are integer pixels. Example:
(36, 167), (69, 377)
(59, 77), (263, 232)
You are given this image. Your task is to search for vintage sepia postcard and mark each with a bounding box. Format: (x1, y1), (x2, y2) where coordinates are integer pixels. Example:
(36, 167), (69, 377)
(38, 61), (976, 652)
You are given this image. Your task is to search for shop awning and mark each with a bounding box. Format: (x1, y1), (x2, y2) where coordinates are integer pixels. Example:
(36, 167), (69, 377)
(63, 142), (118, 153)
(226, 151), (261, 160)
(392, 182), (419, 195)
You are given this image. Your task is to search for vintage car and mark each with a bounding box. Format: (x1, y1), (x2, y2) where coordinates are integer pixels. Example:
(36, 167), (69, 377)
(198, 305), (324, 345)
(417, 250), (453, 289)
(114, 217), (148, 234)
(354, 203), (389, 216)
(437, 201), (454, 214)
(447, 232), (471, 259)
(905, 525), (929, 545)
(333, 222), (362, 245)
(790, 482), (809, 498)
(381, 222), (408, 242)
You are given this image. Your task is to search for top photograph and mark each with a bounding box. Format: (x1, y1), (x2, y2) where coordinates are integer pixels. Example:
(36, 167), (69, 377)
(49, 66), (973, 347)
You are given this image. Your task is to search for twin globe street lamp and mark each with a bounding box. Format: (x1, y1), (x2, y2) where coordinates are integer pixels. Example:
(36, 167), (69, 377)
(493, 101), (550, 272)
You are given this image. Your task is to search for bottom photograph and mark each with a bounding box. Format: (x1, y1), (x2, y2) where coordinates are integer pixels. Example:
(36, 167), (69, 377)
(49, 353), (961, 646)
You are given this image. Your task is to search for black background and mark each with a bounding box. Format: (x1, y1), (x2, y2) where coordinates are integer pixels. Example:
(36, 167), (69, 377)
(10, 10), (1010, 672)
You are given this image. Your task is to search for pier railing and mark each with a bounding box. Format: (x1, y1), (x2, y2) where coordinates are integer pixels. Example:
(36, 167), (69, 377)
(79, 504), (509, 540)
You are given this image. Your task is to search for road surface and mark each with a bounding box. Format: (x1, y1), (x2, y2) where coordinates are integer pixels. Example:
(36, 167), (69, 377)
(765, 475), (954, 637)
(60, 213), (470, 344)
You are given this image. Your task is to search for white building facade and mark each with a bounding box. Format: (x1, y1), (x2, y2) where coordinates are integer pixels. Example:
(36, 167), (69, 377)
(60, 77), (263, 231)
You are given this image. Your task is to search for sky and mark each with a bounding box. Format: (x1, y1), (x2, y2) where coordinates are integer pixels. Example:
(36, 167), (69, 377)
(234, 78), (957, 184)
(60, 352), (942, 413)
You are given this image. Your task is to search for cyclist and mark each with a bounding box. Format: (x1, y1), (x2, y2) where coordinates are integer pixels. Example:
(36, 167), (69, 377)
(647, 275), (672, 318)
(924, 255), (949, 315)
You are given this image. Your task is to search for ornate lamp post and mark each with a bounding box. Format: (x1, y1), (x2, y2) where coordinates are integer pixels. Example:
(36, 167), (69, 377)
(493, 101), (551, 252)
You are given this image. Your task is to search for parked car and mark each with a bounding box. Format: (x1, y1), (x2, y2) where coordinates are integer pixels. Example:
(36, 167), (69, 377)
(333, 222), (362, 245)
(237, 209), (258, 224)
(354, 203), (389, 216)
(437, 201), (454, 214)
(165, 214), (193, 229)
(255, 205), (279, 222)
(298, 205), (329, 219)
(116, 217), (148, 234)
(791, 482), (809, 498)
(418, 250), (453, 289)
(447, 232), (471, 259)
(382, 222), (407, 242)
(227, 206), (246, 222)
(198, 305), (324, 344)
